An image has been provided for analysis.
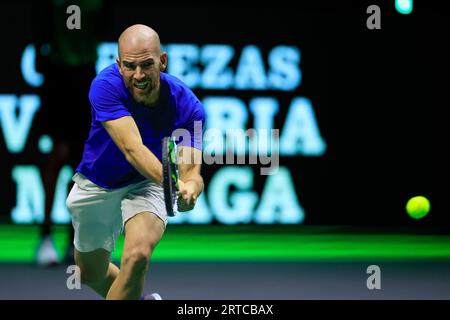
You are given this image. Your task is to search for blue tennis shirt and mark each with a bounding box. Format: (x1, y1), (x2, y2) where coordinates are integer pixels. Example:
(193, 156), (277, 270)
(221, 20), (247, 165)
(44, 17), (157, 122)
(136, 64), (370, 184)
(76, 63), (205, 189)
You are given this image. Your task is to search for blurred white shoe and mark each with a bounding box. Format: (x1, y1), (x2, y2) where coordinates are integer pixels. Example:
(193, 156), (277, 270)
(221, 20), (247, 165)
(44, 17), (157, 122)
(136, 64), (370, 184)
(36, 235), (60, 266)
(141, 293), (162, 300)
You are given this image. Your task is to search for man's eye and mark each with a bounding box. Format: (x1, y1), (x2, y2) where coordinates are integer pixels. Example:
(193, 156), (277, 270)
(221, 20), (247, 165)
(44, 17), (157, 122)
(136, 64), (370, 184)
(142, 61), (153, 67)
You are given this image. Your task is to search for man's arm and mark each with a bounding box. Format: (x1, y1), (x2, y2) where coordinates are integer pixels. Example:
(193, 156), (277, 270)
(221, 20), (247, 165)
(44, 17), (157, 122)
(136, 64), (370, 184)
(102, 116), (163, 184)
(177, 146), (204, 211)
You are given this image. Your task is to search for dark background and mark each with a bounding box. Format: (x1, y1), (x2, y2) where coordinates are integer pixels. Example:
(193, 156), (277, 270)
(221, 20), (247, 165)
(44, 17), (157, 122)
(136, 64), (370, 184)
(0, 1), (443, 227)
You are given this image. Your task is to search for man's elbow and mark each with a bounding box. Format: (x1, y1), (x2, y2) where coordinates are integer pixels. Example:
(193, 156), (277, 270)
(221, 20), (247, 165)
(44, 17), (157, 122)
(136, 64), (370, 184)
(123, 142), (142, 163)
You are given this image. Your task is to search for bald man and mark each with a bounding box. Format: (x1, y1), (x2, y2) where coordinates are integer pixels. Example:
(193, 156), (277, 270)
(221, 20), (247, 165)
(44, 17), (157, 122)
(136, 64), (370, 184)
(66, 25), (205, 300)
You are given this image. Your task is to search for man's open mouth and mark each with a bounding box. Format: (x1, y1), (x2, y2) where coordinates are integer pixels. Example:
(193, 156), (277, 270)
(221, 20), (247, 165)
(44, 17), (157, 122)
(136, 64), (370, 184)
(134, 81), (149, 90)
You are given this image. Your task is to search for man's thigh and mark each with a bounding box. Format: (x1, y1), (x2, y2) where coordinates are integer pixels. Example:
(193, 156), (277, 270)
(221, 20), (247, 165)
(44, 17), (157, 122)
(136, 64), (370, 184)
(122, 212), (165, 259)
(67, 173), (125, 253)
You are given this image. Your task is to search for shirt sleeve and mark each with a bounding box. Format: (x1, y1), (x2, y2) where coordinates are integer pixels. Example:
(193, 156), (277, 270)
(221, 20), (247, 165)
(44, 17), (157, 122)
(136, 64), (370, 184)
(88, 78), (131, 122)
(178, 100), (205, 150)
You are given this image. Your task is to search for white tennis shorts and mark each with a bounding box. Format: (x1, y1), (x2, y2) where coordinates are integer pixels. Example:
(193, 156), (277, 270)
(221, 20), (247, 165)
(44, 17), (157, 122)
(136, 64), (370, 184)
(66, 172), (168, 253)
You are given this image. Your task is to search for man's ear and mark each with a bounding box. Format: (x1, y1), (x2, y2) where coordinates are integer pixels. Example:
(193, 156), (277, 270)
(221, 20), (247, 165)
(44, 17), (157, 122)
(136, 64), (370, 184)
(116, 57), (123, 75)
(160, 52), (168, 71)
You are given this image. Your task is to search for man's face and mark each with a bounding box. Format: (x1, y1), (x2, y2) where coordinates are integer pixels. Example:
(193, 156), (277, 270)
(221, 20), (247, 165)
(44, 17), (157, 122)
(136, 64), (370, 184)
(117, 46), (167, 106)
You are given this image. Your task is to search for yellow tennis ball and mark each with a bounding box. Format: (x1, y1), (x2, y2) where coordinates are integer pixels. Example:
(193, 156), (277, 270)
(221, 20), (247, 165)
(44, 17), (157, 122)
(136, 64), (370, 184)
(406, 196), (430, 219)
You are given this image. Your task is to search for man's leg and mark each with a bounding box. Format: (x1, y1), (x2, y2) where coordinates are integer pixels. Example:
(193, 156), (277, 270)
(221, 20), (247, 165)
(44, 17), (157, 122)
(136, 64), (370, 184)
(75, 248), (120, 298)
(66, 172), (126, 298)
(106, 212), (164, 300)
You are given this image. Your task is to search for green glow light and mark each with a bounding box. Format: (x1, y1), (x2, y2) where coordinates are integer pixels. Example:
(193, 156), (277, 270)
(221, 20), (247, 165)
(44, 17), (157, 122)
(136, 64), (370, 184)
(1, 225), (450, 263)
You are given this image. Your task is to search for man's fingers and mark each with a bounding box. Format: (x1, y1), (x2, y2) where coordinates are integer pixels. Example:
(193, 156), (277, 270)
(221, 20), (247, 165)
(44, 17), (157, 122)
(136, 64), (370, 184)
(177, 181), (198, 209)
(179, 188), (194, 200)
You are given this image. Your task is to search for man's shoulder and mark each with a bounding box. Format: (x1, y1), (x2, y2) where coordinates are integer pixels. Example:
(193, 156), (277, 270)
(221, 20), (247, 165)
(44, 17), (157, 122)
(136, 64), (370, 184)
(90, 64), (126, 98)
(162, 73), (204, 125)
(162, 72), (200, 105)
(92, 63), (122, 88)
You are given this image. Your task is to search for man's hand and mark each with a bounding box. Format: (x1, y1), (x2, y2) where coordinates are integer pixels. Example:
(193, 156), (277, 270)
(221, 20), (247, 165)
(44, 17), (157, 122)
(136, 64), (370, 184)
(177, 180), (200, 212)
(176, 146), (204, 212)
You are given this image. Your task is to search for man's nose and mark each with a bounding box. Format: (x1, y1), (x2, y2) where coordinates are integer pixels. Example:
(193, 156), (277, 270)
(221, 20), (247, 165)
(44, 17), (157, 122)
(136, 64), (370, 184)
(133, 67), (145, 81)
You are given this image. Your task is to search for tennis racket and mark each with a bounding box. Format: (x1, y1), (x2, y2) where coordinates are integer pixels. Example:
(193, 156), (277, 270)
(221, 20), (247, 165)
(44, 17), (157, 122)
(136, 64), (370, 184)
(162, 136), (179, 217)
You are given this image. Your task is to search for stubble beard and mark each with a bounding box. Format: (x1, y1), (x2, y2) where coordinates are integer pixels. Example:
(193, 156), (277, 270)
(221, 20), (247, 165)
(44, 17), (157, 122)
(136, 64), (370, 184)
(130, 80), (160, 107)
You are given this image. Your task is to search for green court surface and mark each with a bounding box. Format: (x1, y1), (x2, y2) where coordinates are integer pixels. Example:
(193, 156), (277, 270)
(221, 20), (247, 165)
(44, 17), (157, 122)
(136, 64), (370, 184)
(1, 225), (450, 262)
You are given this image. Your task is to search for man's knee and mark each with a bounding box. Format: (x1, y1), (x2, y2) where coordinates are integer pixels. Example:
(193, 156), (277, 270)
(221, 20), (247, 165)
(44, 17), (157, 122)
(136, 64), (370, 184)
(121, 212), (164, 274)
(122, 246), (152, 273)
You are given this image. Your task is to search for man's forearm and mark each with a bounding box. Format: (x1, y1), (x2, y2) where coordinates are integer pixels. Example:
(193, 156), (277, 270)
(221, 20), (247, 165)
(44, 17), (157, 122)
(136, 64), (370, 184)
(125, 144), (163, 184)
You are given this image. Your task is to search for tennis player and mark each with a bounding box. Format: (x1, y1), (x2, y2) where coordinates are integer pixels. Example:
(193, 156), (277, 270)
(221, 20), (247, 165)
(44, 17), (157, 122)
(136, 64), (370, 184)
(66, 24), (204, 300)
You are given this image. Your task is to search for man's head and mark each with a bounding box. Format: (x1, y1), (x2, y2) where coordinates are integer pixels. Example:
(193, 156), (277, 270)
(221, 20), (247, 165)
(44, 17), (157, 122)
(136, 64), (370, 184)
(117, 24), (167, 106)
